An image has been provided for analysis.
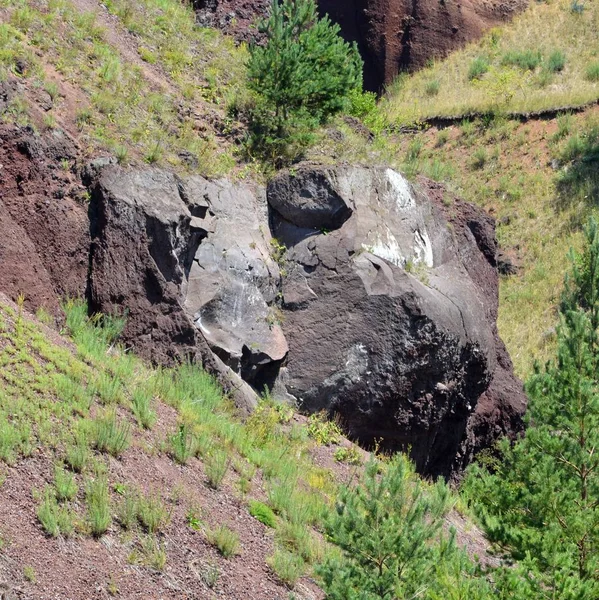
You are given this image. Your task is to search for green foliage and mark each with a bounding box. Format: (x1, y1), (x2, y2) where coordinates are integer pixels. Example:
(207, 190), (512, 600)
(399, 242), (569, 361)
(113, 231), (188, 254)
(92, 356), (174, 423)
(346, 89), (386, 134)
(268, 549), (305, 587)
(54, 464), (78, 502)
(463, 219), (599, 599)
(547, 49), (566, 72)
(169, 422), (197, 465)
(318, 454), (454, 599)
(131, 388), (155, 429)
(424, 79), (440, 96)
(306, 412), (342, 445)
(333, 446), (362, 465)
(501, 49), (543, 71)
(246, 0), (362, 163)
(585, 61), (599, 82)
(207, 524), (240, 558)
(137, 492), (170, 534)
(92, 410), (131, 457)
(205, 449), (229, 490)
(468, 56), (490, 80)
(86, 476), (111, 537)
(249, 500), (277, 528)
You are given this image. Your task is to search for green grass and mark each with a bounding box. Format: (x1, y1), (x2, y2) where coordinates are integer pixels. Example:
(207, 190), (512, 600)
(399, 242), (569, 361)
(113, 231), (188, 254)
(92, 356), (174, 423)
(384, 0), (599, 124)
(249, 500), (277, 528)
(86, 476), (111, 537)
(207, 524), (240, 558)
(0, 0), (243, 176)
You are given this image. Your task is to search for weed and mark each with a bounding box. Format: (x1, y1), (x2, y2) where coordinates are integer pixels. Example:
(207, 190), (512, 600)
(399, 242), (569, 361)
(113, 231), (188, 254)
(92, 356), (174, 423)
(501, 49), (542, 71)
(546, 50), (566, 73)
(139, 535), (167, 570)
(267, 549), (305, 587)
(333, 446), (362, 465)
(424, 79), (440, 96)
(23, 565), (36, 583)
(186, 508), (203, 531)
(92, 410), (130, 457)
(86, 476), (111, 537)
(205, 450), (229, 490)
(306, 412), (342, 446)
(54, 464), (78, 501)
(207, 524), (240, 558)
(585, 61), (599, 82)
(468, 56), (489, 80)
(471, 147), (488, 169)
(65, 435), (89, 473)
(249, 500), (277, 528)
(131, 388), (155, 429)
(169, 423), (196, 465)
(275, 520), (316, 563)
(37, 489), (60, 537)
(137, 492), (170, 534)
(198, 561), (219, 588)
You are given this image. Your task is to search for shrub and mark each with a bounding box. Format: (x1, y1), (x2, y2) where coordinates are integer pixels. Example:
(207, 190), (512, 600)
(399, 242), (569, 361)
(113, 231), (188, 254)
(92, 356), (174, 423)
(306, 412), (342, 445)
(86, 476), (111, 537)
(468, 56), (489, 80)
(249, 500), (277, 528)
(268, 549), (305, 587)
(502, 49), (542, 71)
(317, 454), (451, 599)
(246, 0), (363, 163)
(333, 446), (362, 465)
(92, 410), (130, 457)
(169, 423), (196, 465)
(207, 525), (240, 558)
(546, 50), (566, 73)
(424, 79), (440, 96)
(585, 61), (599, 82)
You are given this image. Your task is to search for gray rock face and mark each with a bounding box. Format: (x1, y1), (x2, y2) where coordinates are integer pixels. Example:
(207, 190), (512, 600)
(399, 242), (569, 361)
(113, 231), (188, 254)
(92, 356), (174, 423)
(267, 165), (525, 476)
(88, 166), (286, 407)
(86, 162), (525, 477)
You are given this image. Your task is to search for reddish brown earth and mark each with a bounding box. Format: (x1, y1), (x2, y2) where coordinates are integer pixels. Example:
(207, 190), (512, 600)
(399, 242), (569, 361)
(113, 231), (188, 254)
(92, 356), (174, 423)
(0, 119), (90, 318)
(194, 0), (528, 90)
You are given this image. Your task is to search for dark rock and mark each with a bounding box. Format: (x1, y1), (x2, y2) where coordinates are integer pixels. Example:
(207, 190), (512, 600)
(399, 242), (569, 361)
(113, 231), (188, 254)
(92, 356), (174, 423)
(497, 249), (518, 276)
(267, 164), (526, 477)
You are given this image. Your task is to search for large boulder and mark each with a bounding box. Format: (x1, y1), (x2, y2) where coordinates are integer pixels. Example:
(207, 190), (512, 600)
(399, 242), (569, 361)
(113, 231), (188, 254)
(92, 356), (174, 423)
(87, 166), (286, 409)
(193, 0), (527, 91)
(83, 161), (525, 477)
(268, 164), (526, 476)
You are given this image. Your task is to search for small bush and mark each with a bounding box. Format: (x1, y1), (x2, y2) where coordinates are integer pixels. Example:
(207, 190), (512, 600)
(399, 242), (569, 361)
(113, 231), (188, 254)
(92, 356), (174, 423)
(137, 493), (170, 534)
(207, 525), (240, 558)
(585, 62), (599, 82)
(86, 477), (111, 537)
(501, 49), (542, 71)
(333, 446), (362, 465)
(424, 79), (440, 96)
(117, 492), (139, 530)
(205, 450), (229, 490)
(54, 465), (78, 502)
(267, 549), (305, 587)
(92, 411), (130, 457)
(65, 436), (89, 473)
(546, 50), (566, 73)
(468, 56), (489, 80)
(306, 413), (342, 446)
(249, 500), (277, 528)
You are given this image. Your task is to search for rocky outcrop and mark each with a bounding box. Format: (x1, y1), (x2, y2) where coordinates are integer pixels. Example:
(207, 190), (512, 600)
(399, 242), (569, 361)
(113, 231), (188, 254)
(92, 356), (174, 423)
(193, 0), (527, 91)
(0, 126), (525, 476)
(83, 162), (525, 477)
(268, 165), (525, 476)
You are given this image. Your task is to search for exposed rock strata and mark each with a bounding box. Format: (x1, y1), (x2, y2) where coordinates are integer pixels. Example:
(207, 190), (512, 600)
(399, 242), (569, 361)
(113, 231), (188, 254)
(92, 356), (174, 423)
(193, 0), (527, 91)
(0, 125), (526, 476)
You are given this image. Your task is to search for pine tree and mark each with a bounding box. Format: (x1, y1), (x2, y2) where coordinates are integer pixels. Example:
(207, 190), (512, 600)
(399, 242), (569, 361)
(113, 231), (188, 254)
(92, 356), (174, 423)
(246, 0), (362, 162)
(464, 218), (599, 599)
(317, 454), (454, 600)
